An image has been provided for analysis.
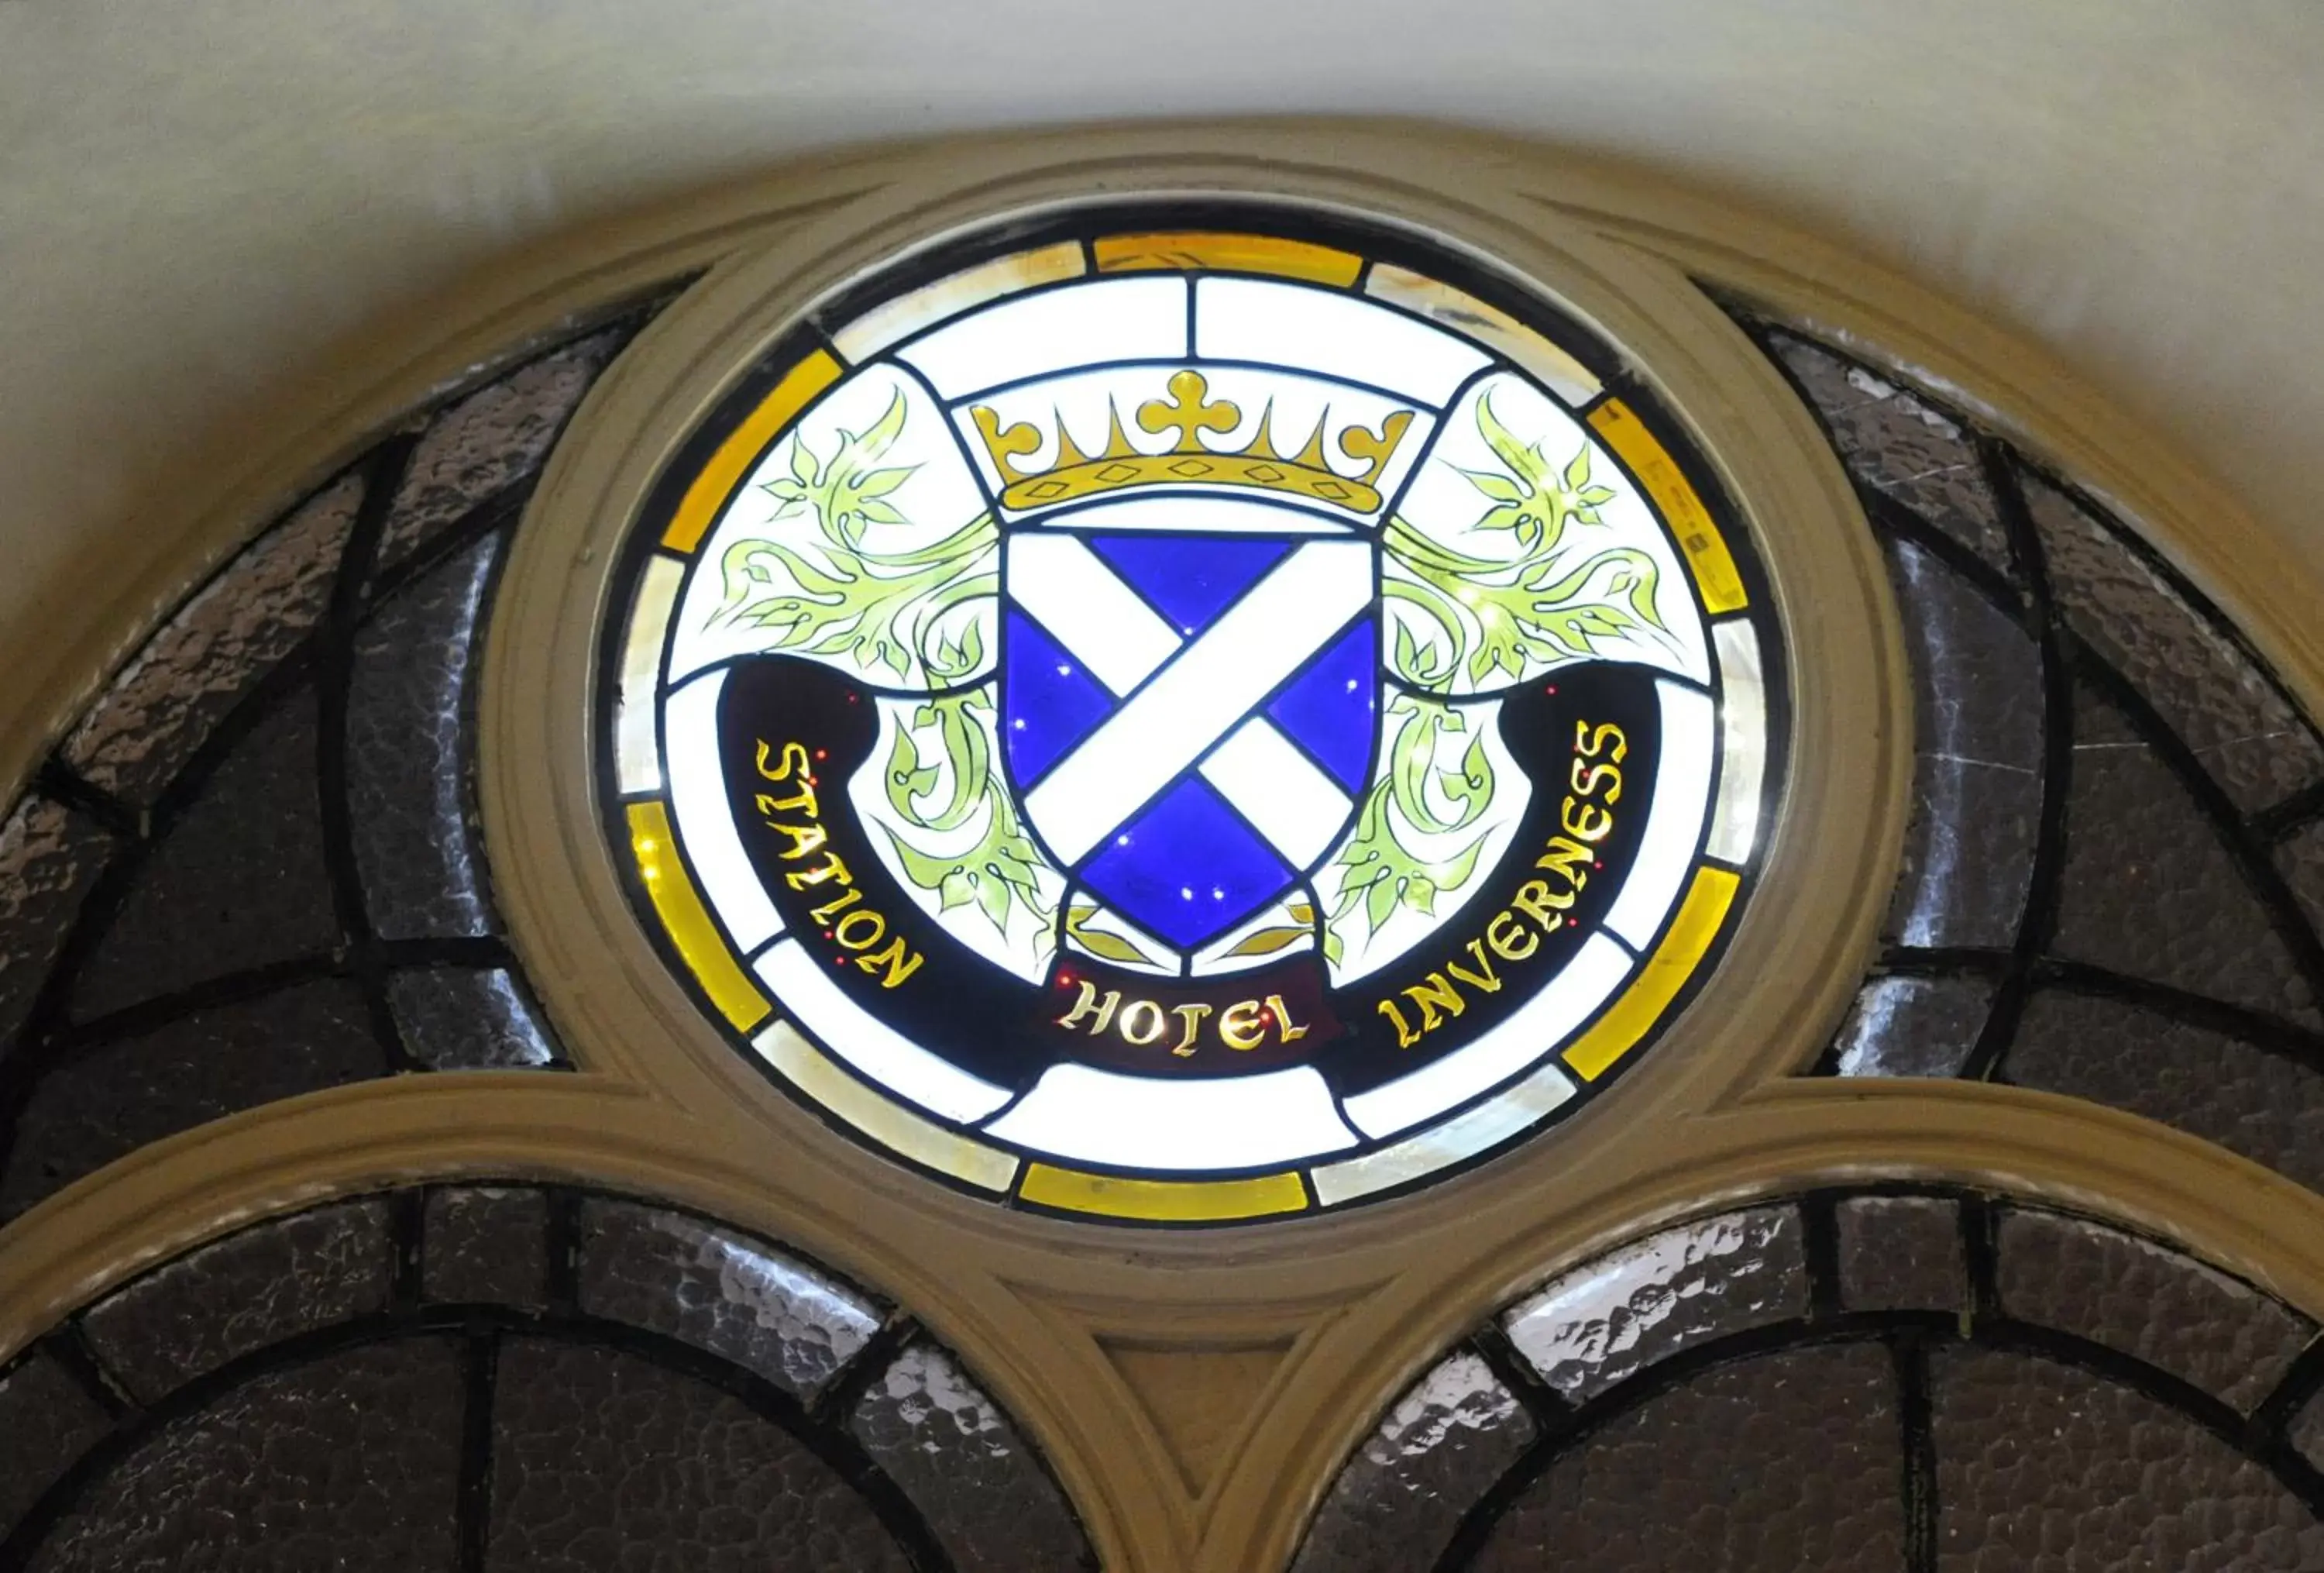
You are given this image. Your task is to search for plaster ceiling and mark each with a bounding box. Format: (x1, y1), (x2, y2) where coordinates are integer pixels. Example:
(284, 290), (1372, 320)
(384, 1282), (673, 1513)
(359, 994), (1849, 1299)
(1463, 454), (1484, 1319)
(4, 0), (2320, 678)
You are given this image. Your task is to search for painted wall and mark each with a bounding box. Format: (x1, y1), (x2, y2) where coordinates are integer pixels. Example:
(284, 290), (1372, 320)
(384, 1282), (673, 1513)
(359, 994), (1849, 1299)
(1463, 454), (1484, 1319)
(4, 0), (2319, 663)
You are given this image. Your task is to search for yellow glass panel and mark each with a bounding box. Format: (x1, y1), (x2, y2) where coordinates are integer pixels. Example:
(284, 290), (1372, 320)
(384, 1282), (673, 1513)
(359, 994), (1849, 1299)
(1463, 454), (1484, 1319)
(1587, 398), (1748, 614)
(1019, 1164), (1309, 1222)
(1562, 866), (1740, 1081)
(1364, 263), (1603, 407)
(660, 350), (842, 554)
(832, 241), (1086, 362)
(627, 800), (770, 1031)
(1094, 232), (1363, 288)
(755, 1023), (1019, 1192)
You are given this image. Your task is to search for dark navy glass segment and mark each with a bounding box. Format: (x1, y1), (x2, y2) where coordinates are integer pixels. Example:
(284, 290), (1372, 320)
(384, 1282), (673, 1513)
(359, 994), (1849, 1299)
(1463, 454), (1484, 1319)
(1086, 534), (1291, 635)
(1266, 618), (1377, 791)
(1002, 611), (1114, 787)
(1078, 779), (1292, 948)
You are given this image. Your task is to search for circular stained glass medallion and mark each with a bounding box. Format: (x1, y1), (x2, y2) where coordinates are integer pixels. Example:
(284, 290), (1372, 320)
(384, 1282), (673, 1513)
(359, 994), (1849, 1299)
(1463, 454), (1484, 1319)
(603, 208), (1782, 1223)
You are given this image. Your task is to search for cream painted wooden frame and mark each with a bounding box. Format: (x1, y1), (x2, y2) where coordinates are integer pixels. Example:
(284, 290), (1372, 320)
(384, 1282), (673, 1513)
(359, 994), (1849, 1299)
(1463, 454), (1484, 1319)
(3, 122), (2323, 1573)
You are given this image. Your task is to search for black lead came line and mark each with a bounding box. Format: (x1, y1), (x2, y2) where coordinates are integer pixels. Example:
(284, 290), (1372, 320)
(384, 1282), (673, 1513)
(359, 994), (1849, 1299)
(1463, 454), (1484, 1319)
(1959, 439), (2075, 1086)
(312, 432), (425, 1077)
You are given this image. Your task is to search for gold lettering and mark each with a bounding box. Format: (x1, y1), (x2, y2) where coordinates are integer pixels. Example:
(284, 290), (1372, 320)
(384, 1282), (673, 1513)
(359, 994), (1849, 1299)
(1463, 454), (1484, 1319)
(764, 820), (827, 861)
(1168, 1003), (1212, 1058)
(785, 852), (852, 890)
(1535, 835), (1593, 893)
(1487, 909), (1539, 962)
(807, 886), (861, 924)
(760, 782), (820, 817)
(1219, 1000), (1267, 1051)
(1512, 878), (1574, 932)
(1569, 757), (1624, 804)
(854, 937), (923, 989)
(1561, 798), (1614, 842)
(1445, 938), (1504, 994)
(1402, 972), (1466, 1031)
(756, 739), (813, 782)
(1377, 996), (1422, 1048)
(1575, 720), (1628, 762)
(1263, 994), (1309, 1045)
(1057, 981), (1120, 1034)
(1118, 1000), (1167, 1045)
(833, 909), (885, 950)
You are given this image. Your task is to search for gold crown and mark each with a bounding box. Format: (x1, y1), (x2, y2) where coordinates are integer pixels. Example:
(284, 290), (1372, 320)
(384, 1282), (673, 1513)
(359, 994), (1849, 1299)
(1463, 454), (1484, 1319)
(970, 369), (1415, 513)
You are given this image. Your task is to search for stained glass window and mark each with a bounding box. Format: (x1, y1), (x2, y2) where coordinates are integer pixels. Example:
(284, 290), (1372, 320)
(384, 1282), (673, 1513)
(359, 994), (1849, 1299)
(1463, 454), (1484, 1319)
(603, 210), (1781, 1221)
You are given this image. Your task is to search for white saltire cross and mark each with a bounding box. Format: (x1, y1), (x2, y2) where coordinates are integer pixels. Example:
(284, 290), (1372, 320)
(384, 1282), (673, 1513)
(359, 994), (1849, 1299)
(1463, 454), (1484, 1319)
(1008, 534), (1370, 870)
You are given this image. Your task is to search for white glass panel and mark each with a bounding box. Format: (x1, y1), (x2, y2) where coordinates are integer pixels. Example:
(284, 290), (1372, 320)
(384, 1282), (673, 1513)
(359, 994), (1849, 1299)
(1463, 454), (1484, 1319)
(1025, 541), (1370, 863)
(668, 363), (994, 688)
(1006, 534), (1180, 690)
(983, 1062), (1358, 1169)
(615, 554), (683, 793)
(1391, 372), (1710, 693)
(1200, 717), (1349, 868)
(1032, 494), (1353, 536)
(1604, 680), (1715, 950)
(1061, 893), (1181, 977)
(755, 1021), (1019, 1191)
(831, 242), (1085, 363)
(1706, 618), (1768, 865)
(1320, 697), (1532, 986)
(663, 669), (782, 952)
(1188, 890), (1316, 978)
(1364, 264), (1603, 408)
(755, 941), (1012, 1124)
(1310, 1057), (1576, 1205)
(1194, 277), (1489, 407)
(1342, 933), (1631, 1139)
(897, 277), (1188, 400)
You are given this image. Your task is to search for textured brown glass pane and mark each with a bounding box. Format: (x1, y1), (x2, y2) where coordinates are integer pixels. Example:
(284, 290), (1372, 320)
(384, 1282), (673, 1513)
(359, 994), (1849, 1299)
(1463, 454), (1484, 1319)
(1837, 1194), (1964, 1313)
(2051, 685), (2316, 1024)
(29, 1338), (463, 1573)
(0, 1352), (114, 1536)
(850, 1343), (1089, 1573)
(1995, 1206), (2314, 1413)
(348, 533), (498, 941)
(1501, 1205), (1807, 1402)
(1933, 1348), (2324, 1570)
(2025, 473), (2324, 814)
(81, 1198), (394, 1403)
(389, 967), (555, 1069)
(0, 797), (114, 1057)
(62, 475), (360, 805)
(1291, 1350), (1534, 1573)
(377, 329), (627, 572)
(486, 1337), (909, 1573)
(2292, 1392), (2324, 1474)
(1830, 974), (1996, 1078)
(2280, 818), (2324, 941)
(2, 979), (383, 1219)
(423, 1186), (550, 1310)
(575, 1199), (881, 1399)
(2009, 989), (2324, 1193)
(1766, 331), (2012, 571)
(70, 689), (338, 1019)
(1882, 537), (2042, 949)
(1473, 1342), (1903, 1572)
